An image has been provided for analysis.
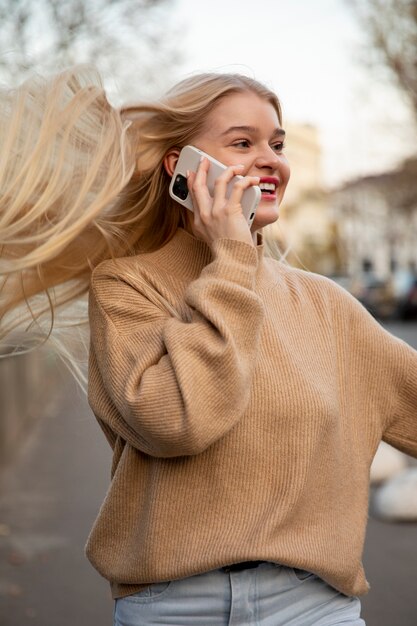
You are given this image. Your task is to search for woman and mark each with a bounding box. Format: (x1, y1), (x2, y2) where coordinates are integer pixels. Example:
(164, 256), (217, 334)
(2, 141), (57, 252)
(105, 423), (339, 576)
(1, 67), (417, 626)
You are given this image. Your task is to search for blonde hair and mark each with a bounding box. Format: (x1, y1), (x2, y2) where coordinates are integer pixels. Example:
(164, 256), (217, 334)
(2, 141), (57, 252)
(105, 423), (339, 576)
(0, 66), (283, 386)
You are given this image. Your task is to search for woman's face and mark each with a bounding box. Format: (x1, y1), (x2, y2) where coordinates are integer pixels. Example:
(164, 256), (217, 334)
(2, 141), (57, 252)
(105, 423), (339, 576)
(191, 91), (290, 232)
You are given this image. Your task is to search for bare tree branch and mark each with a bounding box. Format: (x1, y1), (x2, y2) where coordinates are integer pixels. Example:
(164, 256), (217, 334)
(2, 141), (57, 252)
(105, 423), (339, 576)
(0, 0), (182, 100)
(347, 0), (417, 122)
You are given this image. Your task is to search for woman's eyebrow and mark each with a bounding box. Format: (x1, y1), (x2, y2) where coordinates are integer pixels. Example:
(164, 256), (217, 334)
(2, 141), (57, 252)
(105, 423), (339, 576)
(220, 125), (286, 138)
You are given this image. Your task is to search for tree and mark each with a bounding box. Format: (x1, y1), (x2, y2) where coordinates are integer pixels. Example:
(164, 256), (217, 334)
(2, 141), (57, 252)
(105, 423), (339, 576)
(347, 0), (417, 123)
(0, 0), (182, 102)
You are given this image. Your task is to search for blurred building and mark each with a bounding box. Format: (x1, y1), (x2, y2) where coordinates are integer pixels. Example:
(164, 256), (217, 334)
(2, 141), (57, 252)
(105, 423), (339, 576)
(275, 123), (341, 276)
(331, 157), (417, 281)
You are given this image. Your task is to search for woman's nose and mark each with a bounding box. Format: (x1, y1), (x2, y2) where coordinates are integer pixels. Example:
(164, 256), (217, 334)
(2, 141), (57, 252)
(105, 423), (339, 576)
(255, 145), (281, 170)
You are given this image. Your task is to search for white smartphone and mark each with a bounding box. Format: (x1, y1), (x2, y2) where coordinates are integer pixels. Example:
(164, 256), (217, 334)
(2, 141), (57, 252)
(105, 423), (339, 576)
(169, 145), (261, 228)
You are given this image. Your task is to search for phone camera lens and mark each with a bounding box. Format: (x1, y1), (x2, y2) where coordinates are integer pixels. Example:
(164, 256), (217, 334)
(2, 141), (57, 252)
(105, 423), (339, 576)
(172, 174), (189, 201)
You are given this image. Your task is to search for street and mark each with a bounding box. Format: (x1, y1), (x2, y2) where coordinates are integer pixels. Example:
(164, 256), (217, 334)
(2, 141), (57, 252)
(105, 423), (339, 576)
(0, 322), (416, 626)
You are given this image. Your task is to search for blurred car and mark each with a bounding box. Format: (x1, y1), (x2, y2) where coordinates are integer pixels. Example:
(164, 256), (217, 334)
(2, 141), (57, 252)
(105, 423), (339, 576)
(329, 269), (417, 321)
(351, 275), (396, 320)
(329, 274), (353, 292)
(396, 278), (417, 321)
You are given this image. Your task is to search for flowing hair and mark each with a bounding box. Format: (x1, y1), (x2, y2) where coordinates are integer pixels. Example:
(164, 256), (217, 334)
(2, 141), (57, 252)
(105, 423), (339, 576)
(0, 65), (283, 388)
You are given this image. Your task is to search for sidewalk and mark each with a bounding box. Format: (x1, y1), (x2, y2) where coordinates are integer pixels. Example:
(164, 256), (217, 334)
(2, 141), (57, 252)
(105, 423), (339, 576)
(0, 368), (113, 626)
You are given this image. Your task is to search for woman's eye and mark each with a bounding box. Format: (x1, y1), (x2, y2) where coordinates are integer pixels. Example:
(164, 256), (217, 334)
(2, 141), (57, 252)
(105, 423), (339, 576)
(272, 142), (285, 152)
(233, 140), (250, 148)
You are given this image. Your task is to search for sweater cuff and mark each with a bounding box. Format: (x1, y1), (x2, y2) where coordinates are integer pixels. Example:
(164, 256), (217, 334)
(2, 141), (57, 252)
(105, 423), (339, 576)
(203, 238), (259, 290)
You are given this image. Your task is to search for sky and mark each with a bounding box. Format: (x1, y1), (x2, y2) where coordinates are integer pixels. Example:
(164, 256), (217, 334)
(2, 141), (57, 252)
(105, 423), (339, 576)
(1, 0), (413, 188)
(171, 0), (415, 187)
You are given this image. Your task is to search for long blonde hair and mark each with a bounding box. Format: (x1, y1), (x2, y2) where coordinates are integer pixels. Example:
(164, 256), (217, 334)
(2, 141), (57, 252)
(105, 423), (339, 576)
(0, 65), (283, 385)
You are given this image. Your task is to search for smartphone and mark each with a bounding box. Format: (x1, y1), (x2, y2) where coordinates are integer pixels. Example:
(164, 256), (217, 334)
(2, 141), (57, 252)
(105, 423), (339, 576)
(169, 145), (260, 228)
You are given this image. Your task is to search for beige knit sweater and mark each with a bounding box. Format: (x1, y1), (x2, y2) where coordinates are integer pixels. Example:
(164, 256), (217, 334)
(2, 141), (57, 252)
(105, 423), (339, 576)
(86, 227), (417, 600)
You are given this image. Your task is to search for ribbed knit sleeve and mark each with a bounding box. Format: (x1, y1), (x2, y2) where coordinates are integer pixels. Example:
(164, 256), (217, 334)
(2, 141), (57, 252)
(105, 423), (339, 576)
(383, 340), (417, 456)
(330, 281), (417, 456)
(88, 239), (264, 458)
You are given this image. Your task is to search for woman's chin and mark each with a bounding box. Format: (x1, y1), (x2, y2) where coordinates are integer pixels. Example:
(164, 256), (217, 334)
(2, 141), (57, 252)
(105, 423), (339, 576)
(251, 203), (280, 231)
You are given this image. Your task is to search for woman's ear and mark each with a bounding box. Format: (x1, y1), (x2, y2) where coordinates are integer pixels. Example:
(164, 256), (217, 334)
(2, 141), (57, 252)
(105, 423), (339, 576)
(163, 148), (181, 177)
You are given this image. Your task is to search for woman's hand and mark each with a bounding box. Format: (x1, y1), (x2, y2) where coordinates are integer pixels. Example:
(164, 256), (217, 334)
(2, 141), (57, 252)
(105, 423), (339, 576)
(186, 157), (260, 248)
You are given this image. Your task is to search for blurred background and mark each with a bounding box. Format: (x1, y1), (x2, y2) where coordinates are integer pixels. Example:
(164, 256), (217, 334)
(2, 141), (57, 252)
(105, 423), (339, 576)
(0, 0), (416, 624)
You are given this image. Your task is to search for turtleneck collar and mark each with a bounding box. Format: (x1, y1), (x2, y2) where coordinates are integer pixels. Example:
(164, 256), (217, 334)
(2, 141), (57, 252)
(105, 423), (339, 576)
(154, 227), (264, 279)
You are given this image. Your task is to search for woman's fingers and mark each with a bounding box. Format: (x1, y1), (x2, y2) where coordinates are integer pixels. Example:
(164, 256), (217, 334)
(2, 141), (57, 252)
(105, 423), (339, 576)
(225, 175), (260, 210)
(208, 162), (259, 213)
(188, 157), (211, 216)
(211, 163), (245, 202)
(190, 158), (258, 214)
(185, 157), (258, 246)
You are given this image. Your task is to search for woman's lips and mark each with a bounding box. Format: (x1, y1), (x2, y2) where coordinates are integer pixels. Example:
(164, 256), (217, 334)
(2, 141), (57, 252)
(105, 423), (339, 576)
(259, 176), (280, 201)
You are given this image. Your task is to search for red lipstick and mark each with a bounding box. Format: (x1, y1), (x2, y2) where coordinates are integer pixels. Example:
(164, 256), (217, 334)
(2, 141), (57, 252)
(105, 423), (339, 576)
(258, 176), (280, 201)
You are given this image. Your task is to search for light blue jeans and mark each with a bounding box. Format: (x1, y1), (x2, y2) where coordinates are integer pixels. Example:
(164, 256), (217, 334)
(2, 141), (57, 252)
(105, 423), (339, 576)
(114, 562), (365, 625)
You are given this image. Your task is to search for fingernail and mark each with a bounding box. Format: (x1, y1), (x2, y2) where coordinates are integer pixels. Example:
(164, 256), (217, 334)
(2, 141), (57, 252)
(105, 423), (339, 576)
(236, 164), (244, 168)
(186, 169), (190, 178)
